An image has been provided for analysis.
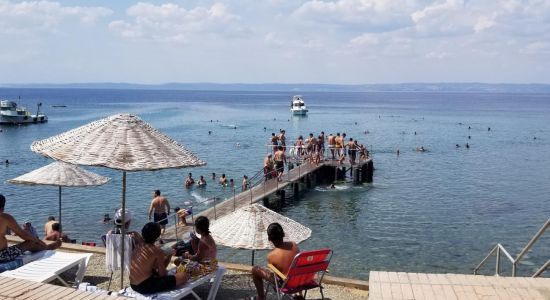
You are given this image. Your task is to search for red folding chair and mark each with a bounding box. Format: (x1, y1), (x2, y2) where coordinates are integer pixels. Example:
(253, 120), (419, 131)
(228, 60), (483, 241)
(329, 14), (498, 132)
(267, 248), (333, 300)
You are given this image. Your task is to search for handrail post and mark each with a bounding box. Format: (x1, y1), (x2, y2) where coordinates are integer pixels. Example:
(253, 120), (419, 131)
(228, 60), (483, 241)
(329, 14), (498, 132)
(495, 246), (501, 276)
(512, 262), (517, 277)
(233, 187), (236, 211)
(213, 197), (217, 220)
(250, 187), (253, 204)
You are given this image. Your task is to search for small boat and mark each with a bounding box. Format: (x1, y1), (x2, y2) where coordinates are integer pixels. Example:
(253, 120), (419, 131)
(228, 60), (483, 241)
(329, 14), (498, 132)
(290, 95), (308, 115)
(51, 105), (67, 108)
(0, 100), (48, 125)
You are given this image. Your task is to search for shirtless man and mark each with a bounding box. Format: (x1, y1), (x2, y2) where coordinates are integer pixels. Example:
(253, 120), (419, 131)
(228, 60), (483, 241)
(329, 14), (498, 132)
(264, 154), (274, 180)
(335, 132), (343, 159)
(251, 223), (299, 300)
(148, 190), (170, 238)
(327, 133), (336, 159)
(0, 194), (60, 263)
(274, 146), (287, 182)
(44, 216), (58, 236)
(278, 130), (286, 151)
(184, 173), (194, 188)
(270, 133), (278, 153)
(130, 222), (189, 294)
(347, 138), (357, 164)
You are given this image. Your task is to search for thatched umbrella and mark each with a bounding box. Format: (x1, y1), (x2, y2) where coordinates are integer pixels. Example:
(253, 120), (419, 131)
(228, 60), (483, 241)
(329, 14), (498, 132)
(31, 113), (205, 287)
(7, 161), (110, 228)
(210, 203), (312, 264)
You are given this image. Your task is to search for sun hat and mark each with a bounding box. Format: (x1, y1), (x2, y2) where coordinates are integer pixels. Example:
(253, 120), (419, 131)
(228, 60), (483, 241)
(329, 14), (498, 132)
(114, 208), (132, 225)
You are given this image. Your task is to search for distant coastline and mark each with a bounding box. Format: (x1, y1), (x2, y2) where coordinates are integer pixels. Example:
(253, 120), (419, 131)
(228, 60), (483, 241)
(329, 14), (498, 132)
(2, 82), (550, 93)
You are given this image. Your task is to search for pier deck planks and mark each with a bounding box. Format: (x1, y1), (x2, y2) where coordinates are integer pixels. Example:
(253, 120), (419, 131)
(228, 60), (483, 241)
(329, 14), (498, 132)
(368, 271), (550, 300)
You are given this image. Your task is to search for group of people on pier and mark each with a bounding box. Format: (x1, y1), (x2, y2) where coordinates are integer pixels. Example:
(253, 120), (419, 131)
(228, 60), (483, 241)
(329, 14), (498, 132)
(265, 130), (369, 181)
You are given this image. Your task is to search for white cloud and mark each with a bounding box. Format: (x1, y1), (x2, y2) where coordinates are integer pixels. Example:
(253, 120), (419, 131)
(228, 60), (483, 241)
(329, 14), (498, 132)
(293, 0), (416, 32)
(520, 42), (550, 55)
(109, 2), (239, 43)
(0, 0), (112, 34)
(350, 33), (380, 46)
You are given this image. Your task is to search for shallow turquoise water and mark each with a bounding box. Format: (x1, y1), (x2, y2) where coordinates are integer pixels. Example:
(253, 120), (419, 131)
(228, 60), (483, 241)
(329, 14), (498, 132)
(1, 89), (550, 279)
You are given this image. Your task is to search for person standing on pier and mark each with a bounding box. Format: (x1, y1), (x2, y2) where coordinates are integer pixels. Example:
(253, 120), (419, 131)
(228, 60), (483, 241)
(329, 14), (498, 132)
(270, 133), (278, 153)
(278, 130), (286, 151)
(327, 133), (336, 159)
(274, 146), (287, 182)
(347, 138), (357, 164)
(319, 131), (325, 157)
(242, 175), (249, 191)
(149, 190), (170, 239)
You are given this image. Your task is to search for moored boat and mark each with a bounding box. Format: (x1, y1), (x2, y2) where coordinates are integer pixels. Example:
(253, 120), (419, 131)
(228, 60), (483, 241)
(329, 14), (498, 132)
(0, 100), (48, 125)
(290, 95), (308, 115)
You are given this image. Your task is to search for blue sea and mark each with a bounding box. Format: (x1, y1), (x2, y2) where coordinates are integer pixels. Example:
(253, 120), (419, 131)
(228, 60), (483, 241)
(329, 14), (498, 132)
(1, 88), (550, 280)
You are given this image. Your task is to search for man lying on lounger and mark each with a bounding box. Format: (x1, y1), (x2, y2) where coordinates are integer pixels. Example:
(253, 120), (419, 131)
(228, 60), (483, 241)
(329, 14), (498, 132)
(251, 223), (299, 300)
(0, 194), (61, 263)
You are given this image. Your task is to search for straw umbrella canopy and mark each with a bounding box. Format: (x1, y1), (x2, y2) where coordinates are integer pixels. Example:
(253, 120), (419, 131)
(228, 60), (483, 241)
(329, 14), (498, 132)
(7, 161), (110, 228)
(31, 113), (206, 287)
(210, 203), (312, 264)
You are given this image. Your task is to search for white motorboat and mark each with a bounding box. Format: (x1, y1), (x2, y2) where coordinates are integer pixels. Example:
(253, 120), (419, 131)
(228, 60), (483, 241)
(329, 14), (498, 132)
(290, 95), (308, 115)
(0, 100), (48, 125)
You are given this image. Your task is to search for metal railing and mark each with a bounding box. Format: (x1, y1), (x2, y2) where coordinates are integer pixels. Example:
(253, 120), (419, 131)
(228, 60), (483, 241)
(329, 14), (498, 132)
(474, 216), (550, 277)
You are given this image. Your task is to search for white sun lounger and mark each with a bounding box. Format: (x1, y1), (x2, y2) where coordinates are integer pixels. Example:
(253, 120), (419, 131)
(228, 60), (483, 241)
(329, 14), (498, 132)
(1, 251), (93, 287)
(121, 266), (226, 300)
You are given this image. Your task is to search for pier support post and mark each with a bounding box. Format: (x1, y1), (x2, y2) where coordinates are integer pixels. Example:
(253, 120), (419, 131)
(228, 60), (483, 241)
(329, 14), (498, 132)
(279, 190), (286, 207)
(353, 166), (360, 184)
(293, 182), (299, 198)
(306, 174), (312, 189)
(366, 160), (374, 183)
(263, 197), (269, 208)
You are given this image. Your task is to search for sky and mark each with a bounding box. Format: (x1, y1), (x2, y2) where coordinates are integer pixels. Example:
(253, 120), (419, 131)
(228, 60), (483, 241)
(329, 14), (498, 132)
(1, 0), (549, 84)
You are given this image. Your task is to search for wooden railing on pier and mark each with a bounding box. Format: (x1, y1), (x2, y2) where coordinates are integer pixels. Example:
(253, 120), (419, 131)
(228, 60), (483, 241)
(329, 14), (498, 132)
(164, 158), (372, 240)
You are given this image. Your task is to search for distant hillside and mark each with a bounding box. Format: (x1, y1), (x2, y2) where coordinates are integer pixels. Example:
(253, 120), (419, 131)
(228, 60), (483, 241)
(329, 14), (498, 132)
(2, 82), (550, 93)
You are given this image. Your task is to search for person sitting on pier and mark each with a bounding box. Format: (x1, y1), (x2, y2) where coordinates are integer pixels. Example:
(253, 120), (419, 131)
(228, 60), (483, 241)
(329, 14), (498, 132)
(251, 223), (299, 300)
(175, 207), (192, 226)
(274, 146), (287, 182)
(185, 173), (195, 188)
(0, 194), (61, 263)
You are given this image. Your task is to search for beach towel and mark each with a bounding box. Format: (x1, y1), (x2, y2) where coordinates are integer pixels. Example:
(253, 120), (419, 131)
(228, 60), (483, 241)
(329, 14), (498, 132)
(105, 233), (133, 273)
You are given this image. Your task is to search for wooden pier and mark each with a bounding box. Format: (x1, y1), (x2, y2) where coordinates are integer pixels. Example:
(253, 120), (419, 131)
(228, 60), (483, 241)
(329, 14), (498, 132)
(164, 158), (374, 240)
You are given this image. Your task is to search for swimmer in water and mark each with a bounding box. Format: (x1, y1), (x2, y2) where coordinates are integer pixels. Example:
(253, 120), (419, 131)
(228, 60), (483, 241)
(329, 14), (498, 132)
(208, 130), (212, 135)
(466, 143), (470, 149)
(416, 146), (426, 152)
(236, 142), (240, 148)
(197, 176), (206, 187)
(211, 172), (216, 181)
(456, 144), (460, 148)
(468, 135), (471, 139)
(4, 160), (8, 165)
(103, 214), (111, 224)
(397, 149), (400, 156)
(330, 184), (336, 189)
(219, 174), (227, 186)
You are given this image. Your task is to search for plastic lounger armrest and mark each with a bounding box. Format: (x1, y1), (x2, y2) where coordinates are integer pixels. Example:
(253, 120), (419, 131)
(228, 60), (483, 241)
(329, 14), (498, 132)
(267, 264), (287, 281)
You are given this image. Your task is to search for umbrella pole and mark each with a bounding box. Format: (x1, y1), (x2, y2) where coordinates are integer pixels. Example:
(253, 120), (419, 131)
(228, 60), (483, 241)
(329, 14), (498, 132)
(120, 171), (127, 289)
(58, 186), (62, 233)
